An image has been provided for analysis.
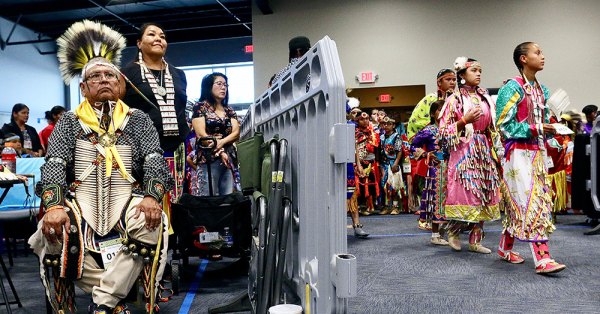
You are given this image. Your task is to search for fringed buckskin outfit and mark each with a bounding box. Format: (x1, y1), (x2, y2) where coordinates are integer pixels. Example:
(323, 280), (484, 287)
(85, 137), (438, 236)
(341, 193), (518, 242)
(29, 101), (173, 313)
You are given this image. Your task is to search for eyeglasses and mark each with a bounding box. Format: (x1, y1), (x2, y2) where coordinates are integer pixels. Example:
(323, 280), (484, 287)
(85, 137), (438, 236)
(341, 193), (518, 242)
(214, 81), (229, 88)
(86, 72), (118, 83)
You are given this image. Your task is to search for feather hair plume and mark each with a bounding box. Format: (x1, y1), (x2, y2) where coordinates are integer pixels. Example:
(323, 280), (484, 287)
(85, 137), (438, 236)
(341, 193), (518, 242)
(453, 56), (468, 72)
(347, 97), (360, 109)
(56, 20), (126, 84)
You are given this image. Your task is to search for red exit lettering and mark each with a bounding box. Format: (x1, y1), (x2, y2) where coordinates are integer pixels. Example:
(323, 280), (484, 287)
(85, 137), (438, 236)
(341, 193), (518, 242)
(361, 72), (373, 82)
(379, 94), (391, 103)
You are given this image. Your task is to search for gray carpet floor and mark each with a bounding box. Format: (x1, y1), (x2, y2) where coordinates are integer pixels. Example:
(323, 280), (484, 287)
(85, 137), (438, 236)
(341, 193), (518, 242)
(348, 214), (600, 314)
(2, 214), (598, 313)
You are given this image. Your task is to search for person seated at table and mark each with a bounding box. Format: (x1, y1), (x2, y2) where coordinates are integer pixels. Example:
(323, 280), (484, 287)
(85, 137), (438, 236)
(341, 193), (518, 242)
(1, 103), (44, 157)
(3, 133), (23, 157)
(27, 20), (173, 314)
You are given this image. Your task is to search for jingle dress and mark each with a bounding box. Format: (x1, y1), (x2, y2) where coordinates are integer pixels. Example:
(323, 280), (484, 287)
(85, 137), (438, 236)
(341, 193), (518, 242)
(411, 124), (448, 224)
(439, 87), (501, 223)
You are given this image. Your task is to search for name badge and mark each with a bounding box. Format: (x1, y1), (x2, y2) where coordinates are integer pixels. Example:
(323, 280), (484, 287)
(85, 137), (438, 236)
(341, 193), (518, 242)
(24, 139), (33, 149)
(199, 232), (220, 243)
(99, 238), (123, 268)
(402, 162), (411, 173)
(545, 156), (554, 169)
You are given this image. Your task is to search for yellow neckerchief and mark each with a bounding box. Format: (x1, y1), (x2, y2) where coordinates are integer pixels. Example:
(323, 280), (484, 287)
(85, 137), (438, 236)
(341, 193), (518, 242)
(75, 99), (131, 179)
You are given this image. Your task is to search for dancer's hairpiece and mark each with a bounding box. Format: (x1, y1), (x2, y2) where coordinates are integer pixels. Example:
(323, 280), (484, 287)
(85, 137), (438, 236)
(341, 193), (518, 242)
(56, 20), (126, 84)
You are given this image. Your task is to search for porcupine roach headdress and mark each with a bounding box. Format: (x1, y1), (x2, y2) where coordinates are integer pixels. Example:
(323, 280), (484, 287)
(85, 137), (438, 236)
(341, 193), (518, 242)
(56, 19), (126, 84)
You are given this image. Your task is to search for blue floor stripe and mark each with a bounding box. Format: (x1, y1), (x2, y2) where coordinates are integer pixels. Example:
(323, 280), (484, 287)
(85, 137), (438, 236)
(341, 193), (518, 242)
(349, 225), (588, 238)
(178, 259), (209, 314)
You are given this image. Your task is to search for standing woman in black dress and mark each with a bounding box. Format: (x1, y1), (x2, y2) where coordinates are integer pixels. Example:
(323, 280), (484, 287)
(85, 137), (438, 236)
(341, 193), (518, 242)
(121, 23), (189, 228)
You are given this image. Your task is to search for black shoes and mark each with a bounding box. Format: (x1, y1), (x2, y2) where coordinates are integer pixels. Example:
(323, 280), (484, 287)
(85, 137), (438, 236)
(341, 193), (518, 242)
(88, 302), (131, 314)
(584, 223), (600, 235)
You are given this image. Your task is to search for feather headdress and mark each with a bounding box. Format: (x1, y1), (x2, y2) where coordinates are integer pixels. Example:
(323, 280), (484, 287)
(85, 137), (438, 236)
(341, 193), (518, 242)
(56, 20), (126, 84)
(560, 109), (582, 122)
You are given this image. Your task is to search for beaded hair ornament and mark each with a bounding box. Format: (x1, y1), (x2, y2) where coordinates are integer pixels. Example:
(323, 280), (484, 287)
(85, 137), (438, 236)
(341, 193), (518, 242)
(56, 20), (126, 84)
(453, 56), (481, 72)
(436, 68), (455, 81)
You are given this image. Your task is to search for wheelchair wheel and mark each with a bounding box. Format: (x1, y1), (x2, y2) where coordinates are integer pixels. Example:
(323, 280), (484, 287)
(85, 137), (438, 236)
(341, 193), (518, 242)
(171, 260), (181, 295)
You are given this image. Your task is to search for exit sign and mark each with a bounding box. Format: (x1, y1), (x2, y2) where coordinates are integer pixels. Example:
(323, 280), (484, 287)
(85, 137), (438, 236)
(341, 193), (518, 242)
(356, 71), (378, 84)
(244, 45), (254, 53)
(379, 94), (392, 103)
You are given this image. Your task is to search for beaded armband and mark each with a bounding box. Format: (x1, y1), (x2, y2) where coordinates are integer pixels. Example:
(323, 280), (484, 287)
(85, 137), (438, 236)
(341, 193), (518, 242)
(47, 157), (67, 166)
(45, 205), (65, 213)
(144, 152), (162, 163)
(42, 184), (64, 209)
(145, 178), (166, 201)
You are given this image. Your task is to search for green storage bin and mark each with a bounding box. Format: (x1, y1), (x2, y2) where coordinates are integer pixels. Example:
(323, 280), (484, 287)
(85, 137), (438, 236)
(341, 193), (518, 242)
(237, 132), (264, 191)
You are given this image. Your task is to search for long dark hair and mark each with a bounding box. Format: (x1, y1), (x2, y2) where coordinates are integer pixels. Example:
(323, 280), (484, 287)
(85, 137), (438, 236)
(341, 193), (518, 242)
(430, 100), (444, 124)
(513, 42), (535, 71)
(200, 72), (229, 106)
(45, 106), (66, 123)
(11, 103), (28, 124)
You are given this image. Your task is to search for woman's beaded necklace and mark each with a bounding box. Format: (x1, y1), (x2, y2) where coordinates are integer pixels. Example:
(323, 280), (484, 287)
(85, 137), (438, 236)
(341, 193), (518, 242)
(138, 52), (179, 136)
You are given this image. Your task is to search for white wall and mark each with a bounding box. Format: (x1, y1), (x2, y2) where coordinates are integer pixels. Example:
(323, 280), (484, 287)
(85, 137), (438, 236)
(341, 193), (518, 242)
(253, 0), (600, 111)
(0, 17), (65, 131)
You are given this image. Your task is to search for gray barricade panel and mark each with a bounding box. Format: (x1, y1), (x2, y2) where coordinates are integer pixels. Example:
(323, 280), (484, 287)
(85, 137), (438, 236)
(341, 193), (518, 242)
(242, 36), (356, 313)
